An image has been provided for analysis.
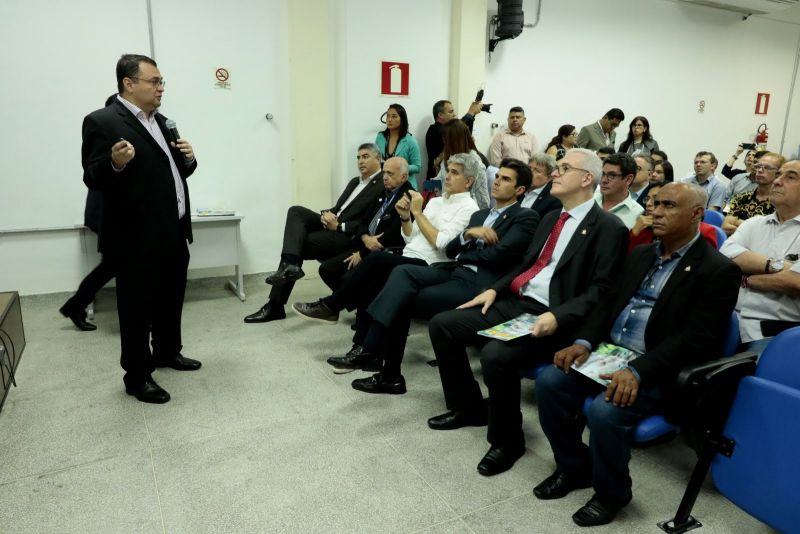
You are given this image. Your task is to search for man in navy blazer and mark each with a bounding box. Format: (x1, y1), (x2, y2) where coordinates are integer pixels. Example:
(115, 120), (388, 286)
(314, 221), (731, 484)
(325, 159), (539, 391)
(533, 182), (740, 526)
(244, 143), (385, 323)
(427, 148), (629, 477)
(82, 54), (200, 403)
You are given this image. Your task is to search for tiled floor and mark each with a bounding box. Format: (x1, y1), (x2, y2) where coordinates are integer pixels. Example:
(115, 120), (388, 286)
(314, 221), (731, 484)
(0, 274), (775, 533)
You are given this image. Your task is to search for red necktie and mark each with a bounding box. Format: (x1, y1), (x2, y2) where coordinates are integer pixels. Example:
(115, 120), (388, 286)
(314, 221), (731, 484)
(510, 211), (571, 296)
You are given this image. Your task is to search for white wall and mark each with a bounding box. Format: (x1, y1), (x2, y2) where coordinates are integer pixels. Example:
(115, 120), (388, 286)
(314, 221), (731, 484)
(332, 0), (452, 193)
(477, 0), (800, 176)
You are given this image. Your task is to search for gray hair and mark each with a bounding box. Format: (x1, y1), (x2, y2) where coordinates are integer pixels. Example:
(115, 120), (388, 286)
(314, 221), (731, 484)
(358, 142), (382, 160)
(448, 152), (482, 184)
(529, 152), (557, 175)
(566, 148), (603, 188)
(635, 154), (653, 172)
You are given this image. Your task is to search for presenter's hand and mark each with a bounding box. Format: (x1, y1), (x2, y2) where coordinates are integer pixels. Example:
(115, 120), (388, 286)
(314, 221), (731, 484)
(600, 368), (639, 407)
(408, 191), (424, 215)
(553, 344), (590, 373)
(111, 139), (135, 169)
(171, 138), (194, 160)
(464, 227), (498, 245)
(344, 251), (361, 270)
(531, 311), (558, 337)
(457, 289), (496, 315)
(361, 233), (384, 251)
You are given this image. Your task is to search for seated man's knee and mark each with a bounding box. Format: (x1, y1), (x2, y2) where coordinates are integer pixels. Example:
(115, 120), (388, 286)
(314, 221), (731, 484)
(535, 365), (572, 396)
(587, 396), (626, 430)
(287, 205), (304, 217)
(480, 342), (515, 372)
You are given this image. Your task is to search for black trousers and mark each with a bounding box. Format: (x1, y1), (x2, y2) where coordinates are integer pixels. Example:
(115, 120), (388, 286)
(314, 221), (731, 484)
(63, 256), (115, 312)
(318, 250), (356, 291)
(113, 240), (189, 385)
(324, 251), (427, 312)
(428, 295), (564, 447)
(365, 264), (481, 376)
(269, 205), (352, 305)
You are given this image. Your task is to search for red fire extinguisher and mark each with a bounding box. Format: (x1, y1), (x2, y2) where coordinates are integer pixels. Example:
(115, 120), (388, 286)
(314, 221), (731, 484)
(755, 123), (768, 148)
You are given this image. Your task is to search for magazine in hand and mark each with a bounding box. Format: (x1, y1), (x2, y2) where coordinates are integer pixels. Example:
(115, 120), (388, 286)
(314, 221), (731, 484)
(477, 313), (538, 341)
(571, 342), (640, 386)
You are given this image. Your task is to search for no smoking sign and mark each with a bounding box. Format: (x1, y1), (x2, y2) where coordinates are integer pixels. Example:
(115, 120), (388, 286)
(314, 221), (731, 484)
(215, 67), (231, 89)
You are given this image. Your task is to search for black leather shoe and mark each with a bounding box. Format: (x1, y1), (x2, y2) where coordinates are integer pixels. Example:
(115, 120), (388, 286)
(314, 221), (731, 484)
(327, 346), (382, 374)
(572, 494), (625, 527)
(244, 302), (286, 323)
(351, 373), (406, 395)
(427, 409), (488, 430)
(265, 264), (305, 285)
(155, 354), (202, 371)
(59, 303), (97, 331)
(477, 444), (525, 477)
(533, 470), (593, 500)
(125, 379), (170, 404)
(292, 300), (339, 324)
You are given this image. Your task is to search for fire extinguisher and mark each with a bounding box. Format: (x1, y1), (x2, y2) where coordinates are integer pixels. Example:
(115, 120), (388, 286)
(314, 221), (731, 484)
(755, 123), (768, 149)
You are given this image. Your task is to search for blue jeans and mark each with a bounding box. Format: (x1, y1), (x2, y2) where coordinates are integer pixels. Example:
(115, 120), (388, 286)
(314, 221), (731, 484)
(535, 365), (663, 507)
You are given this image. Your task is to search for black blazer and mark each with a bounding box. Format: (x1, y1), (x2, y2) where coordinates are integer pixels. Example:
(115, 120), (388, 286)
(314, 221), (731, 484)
(492, 203), (629, 337)
(445, 204), (540, 289)
(329, 173), (385, 235)
(353, 181), (414, 254)
(577, 238), (741, 392)
(530, 182), (562, 218)
(82, 100), (197, 258)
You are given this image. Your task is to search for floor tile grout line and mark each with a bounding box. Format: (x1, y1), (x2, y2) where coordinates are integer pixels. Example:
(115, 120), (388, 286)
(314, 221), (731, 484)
(0, 455), (120, 487)
(147, 446), (168, 534)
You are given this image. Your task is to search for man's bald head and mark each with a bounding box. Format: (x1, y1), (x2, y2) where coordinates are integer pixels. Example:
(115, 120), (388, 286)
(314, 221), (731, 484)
(651, 182), (706, 243)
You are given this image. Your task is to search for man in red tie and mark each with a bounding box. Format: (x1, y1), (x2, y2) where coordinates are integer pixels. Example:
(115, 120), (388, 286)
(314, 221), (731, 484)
(426, 148), (629, 477)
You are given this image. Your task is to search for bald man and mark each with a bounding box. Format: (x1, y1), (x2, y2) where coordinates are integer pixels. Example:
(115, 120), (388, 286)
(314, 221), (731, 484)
(534, 182), (741, 526)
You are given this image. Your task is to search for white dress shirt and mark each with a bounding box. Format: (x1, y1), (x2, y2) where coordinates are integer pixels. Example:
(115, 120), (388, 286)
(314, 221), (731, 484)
(402, 192), (479, 264)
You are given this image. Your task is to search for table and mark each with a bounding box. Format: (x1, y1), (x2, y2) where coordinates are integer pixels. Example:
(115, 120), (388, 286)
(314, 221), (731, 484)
(0, 291), (25, 412)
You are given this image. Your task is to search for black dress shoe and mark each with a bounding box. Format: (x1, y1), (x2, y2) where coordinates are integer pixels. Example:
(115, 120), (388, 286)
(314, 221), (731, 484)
(427, 409), (488, 430)
(351, 373), (406, 395)
(292, 300), (339, 324)
(244, 302), (286, 323)
(326, 346), (382, 374)
(533, 470), (593, 500)
(265, 264), (305, 285)
(125, 379), (170, 404)
(572, 494), (625, 527)
(59, 304), (97, 331)
(155, 354), (202, 371)
(477, 444), (525, 477)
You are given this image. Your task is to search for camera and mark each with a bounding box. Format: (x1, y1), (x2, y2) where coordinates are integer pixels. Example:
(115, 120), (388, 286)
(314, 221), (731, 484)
(475, 88), (493, 113)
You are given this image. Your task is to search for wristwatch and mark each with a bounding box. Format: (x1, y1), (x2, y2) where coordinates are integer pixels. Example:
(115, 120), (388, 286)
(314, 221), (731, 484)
(767, 258), (784, 273)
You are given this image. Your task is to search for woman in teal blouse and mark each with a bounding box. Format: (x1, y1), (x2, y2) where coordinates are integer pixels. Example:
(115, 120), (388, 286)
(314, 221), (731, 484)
(375, 103), (421, 189)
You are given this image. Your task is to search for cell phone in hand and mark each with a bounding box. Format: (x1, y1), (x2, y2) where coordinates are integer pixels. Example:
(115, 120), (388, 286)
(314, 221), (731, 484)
(741, 143), (756, 150)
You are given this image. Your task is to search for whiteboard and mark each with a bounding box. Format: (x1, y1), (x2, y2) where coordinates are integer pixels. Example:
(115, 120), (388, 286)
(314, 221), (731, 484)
(0, 0), (151, 230)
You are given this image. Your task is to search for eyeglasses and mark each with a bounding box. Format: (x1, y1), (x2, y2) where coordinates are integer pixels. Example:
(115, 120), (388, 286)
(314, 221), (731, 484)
(753, 164), (778, 172)
(601, 171), (624, 179)
(130, 77), (166, 87)
(555, 163), (589, 176)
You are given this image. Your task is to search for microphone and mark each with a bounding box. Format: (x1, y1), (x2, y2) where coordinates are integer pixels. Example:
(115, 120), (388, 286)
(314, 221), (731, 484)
(165, 119), (181, 145)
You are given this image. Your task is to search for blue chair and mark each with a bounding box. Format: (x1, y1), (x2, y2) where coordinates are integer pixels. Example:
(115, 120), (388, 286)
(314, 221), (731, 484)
(703, 209), (725, 227)
(712, 225), (726, 249)
(708, 327), (800, 533)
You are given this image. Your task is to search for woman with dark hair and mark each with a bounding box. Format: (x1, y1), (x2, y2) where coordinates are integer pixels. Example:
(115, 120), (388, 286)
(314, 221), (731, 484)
(375, 103), (421, 189)
(651, 160), (674, 184)
(544, 124), (577, 161)
(619, 115), (659, 156)
(433, 119), (490, 209)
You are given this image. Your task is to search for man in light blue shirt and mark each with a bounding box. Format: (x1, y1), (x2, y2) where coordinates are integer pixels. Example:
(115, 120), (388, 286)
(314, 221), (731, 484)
(682, 151), (726, 210)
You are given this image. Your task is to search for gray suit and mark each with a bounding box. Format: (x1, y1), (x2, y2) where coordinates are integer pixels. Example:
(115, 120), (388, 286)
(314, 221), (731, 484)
(576, 122), (615, 151)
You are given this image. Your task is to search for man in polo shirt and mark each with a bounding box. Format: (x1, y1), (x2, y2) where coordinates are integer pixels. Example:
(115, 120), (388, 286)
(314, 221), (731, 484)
(682, 151), (725, 211)
(488, 107), (538, 167)
(722, 152), (784, 236)
(720, 159), (800, 354)
(594, 153), (644, 229)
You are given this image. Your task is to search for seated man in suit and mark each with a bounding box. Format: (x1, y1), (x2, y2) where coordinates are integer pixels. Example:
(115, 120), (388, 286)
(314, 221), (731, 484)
(576, 109), (625, 151)
(533, 182), (740, 527)
(244, 143), (385, 323)
(426, 148), (629, 476)
(325, 159), (539, 394)
(520, 153), (561, 217)
(291, 152), (482, 329)
(318, 157), (414, 291)
(720, 159), (800, 355)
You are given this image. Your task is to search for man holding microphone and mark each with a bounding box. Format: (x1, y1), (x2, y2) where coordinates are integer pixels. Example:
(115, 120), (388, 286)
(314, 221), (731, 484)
(82, 54), (200, 403)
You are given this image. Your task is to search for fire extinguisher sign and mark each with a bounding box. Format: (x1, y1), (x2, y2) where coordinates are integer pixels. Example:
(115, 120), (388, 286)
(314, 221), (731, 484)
(755, 93), (770, 115)
(381, 61), (410, 97)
